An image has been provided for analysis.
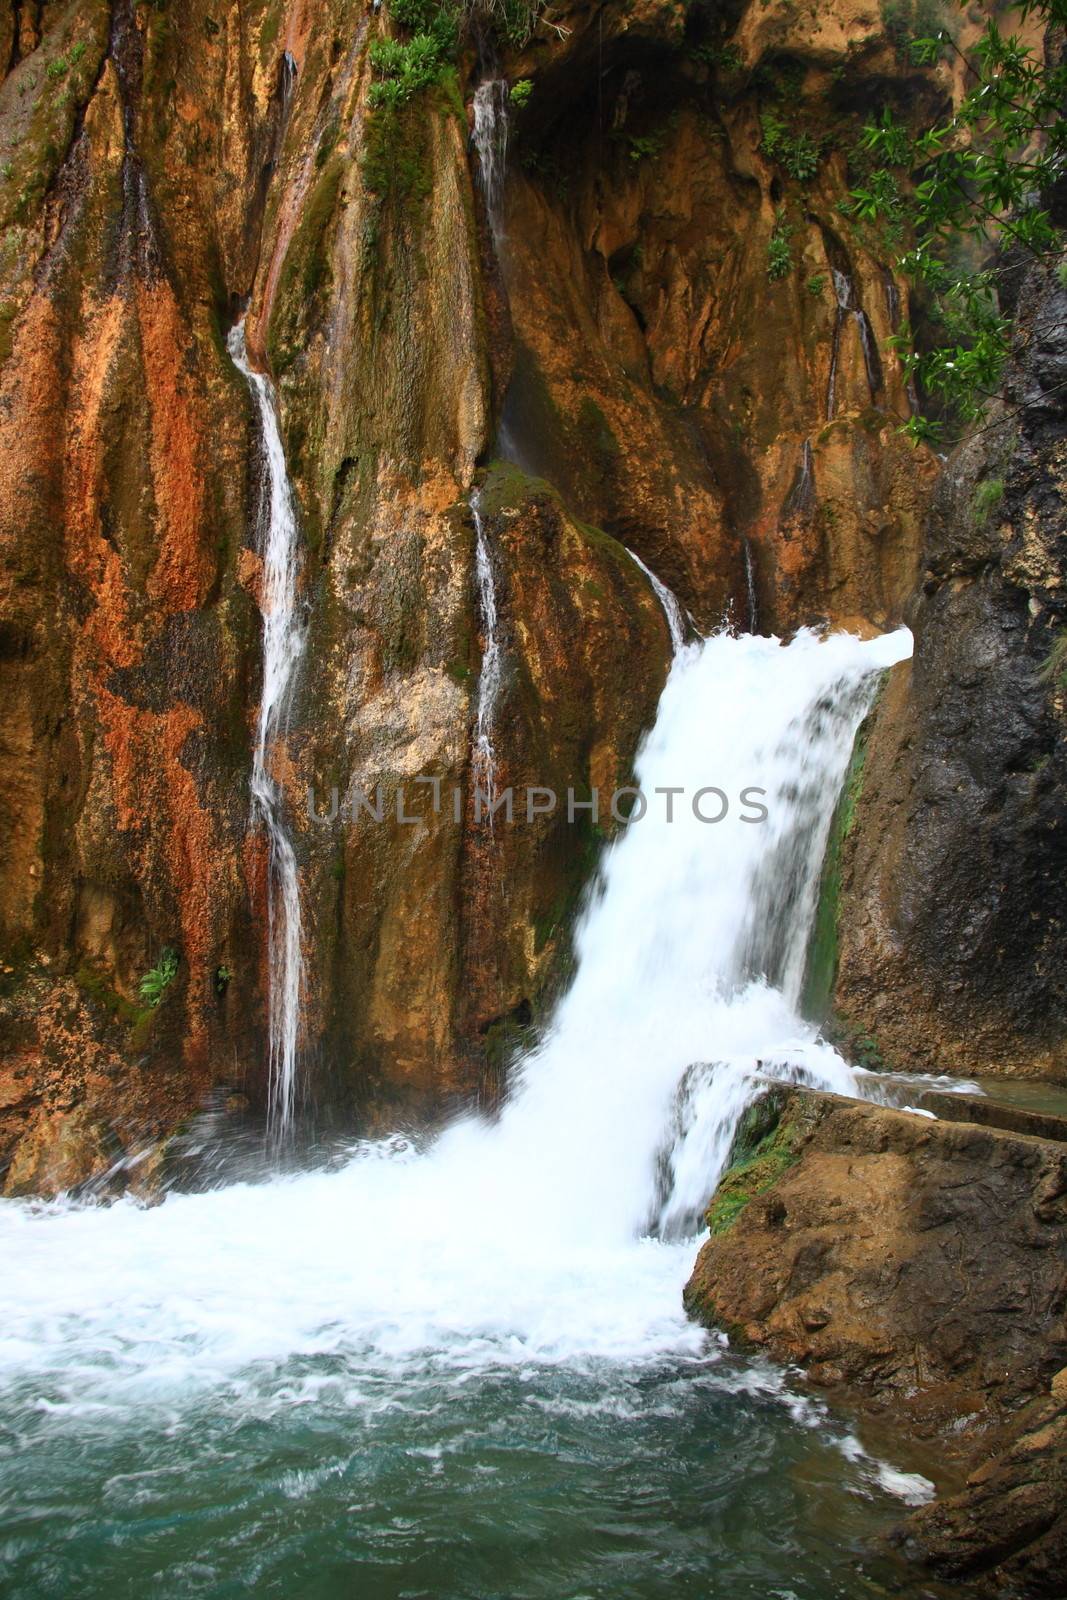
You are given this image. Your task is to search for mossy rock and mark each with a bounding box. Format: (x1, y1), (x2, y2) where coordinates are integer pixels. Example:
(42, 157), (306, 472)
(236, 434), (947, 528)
(705, 1090), (809, 1235)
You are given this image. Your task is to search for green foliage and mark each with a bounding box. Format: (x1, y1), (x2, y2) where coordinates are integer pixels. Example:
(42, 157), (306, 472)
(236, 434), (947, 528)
(766, 208), (794, 280)
(370, 30), (454, 106)
(848, 0), (1067, 442)
(760, 109), (821, 181)
(390, 0), (442, 28)
(45, 56), (69, 82)
(463, 0), (545, 48)
(509, 78), (533, 108)
(807, 272), (826, 297)
(214, 964), (232, 997)
(626, 132), (663, 164)
(689, 41), (743, 70)
(138, 947), (179, 1008)
(880, 0), (955, 62)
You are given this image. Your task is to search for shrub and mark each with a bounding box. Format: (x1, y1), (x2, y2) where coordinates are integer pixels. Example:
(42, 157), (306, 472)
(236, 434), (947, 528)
(509, 78), (533, 108)
(760, 109), (821, 182)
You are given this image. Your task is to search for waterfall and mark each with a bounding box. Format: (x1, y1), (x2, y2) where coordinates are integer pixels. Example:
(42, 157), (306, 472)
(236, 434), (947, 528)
(0, 626), (914, 1409)
(626, 547), (687, 652)
(781, 439), (815, 522)
(471, 489), (502, 810)
(827, 268), (883, 417)
(742, 537), (759, 633)
(472, 78), (510, 235)
(227, 321), (306, 1137)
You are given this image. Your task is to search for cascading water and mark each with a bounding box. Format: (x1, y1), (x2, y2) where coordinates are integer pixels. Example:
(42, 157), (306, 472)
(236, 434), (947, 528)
(227, 321), (306, 1137)
(471, 489), (502, 809)
(827, 268), (883, 417)
(626, 547), (687, 652)
(1, 626), (940, 1597)
(472, 78), (510, 235)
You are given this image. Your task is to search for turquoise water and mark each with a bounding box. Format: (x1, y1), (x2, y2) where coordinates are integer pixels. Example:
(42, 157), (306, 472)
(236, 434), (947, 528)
(2, 1344), (946, 1598)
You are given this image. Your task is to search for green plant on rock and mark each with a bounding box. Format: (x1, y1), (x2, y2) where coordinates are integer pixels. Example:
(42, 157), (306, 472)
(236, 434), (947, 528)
(807, 272), (826, 297)
(139, 947), (179, 1008)
(369, 28), (455, 107)
(461, 0), (546, 49)
(847, 0), (1067, 443)
(760, 110), (822, 181)
(766, 209), (794, 280)
(626, 132), (663, 164)
(509, 77), (533, 108)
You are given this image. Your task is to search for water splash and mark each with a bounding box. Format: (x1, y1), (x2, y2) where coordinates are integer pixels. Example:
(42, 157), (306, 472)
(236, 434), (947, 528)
(626, 547), (687, 652)
(472, 78), (510, 236)
(227, 321), (306, 1137)
(471, 489), (502, 812)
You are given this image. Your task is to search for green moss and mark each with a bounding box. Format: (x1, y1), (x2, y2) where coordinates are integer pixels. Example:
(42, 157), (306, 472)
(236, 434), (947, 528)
(477, 457), (553, 519)
(972, 476), (1005, 526)
(575, 396), (620, 463)
(268, 157), (344, 370)
(259, 3), (282, 65)
(706, 1100), (804, 1234)
(75, 965), (143, 1027)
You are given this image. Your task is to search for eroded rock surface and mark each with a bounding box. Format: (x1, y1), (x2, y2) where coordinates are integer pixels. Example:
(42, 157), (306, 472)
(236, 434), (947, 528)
(834, 265), (1067, 1080)
(684, 1089), (1067, 1434)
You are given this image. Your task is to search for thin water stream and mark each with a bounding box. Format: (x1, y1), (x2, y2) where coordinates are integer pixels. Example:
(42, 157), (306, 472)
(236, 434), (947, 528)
(228, 323), (306, 1137)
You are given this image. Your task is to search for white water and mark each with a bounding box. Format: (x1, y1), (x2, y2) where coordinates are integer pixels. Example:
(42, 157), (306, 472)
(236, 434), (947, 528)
(626, 546), (687, 652)
(0, 626), (911, 1411)
(471, 489), (502, 811)
(227, 322), (306, 1137)
(472, 78), (510, 235)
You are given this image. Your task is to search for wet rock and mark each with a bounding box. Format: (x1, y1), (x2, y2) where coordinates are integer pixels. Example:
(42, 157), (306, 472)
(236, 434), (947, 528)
(889, 1370), (1067, 1596)
(835, 265), (1067, 1080)
(684, 1090), (1067, 1437)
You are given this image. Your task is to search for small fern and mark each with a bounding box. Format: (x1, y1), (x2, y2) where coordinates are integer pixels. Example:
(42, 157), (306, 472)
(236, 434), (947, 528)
(139, 947), (179, 1008)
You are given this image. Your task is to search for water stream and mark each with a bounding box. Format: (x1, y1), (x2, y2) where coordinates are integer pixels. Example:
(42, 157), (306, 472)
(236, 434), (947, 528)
(471, 78), (510, 236)
(626, 547), (687, 652)
(227, 322), (306, 1138)
(827, 269), (883, 418)
(1, 626), (950, 1598)
(471, 489), (503, 811)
